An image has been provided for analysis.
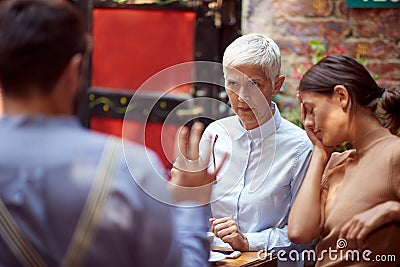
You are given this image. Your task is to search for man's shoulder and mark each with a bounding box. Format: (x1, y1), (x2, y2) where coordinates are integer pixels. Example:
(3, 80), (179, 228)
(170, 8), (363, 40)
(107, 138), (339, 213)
(66, 129), (162, 181)
(72, 128), (150, 155)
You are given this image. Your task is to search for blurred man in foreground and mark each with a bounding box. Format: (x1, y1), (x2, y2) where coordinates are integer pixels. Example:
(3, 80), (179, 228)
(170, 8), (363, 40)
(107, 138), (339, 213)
(0, 0), (222, 266)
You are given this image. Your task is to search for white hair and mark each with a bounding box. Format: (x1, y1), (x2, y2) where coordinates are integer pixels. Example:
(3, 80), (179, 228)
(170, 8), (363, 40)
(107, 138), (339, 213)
(222, 33), (281, 86)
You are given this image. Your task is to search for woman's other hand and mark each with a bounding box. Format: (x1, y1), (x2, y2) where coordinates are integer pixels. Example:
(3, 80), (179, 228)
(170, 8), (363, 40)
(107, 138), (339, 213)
(339, 201), (400, 249)
(209, 217), (249, 251)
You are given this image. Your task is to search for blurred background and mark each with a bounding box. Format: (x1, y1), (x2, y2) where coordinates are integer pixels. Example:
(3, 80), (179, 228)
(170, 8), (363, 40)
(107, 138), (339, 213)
(1, 0), (398, 167)
(243, 0), (400, 128)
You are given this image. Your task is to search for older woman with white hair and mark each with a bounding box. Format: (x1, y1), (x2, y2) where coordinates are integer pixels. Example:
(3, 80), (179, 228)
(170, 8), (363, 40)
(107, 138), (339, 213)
(204, 33), (313, 267)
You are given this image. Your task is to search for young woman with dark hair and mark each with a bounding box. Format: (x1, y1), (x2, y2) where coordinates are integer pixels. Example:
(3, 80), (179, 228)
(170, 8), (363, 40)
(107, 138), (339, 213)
(288, 54), (400, 266)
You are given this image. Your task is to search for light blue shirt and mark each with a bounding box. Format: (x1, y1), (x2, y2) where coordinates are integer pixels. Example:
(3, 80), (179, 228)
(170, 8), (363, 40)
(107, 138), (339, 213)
(202, 103), (312, 260)
(0, 116), (209, 267)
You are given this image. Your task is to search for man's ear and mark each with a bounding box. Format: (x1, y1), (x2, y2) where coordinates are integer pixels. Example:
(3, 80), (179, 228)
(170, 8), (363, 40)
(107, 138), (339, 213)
(272, 75), (285, 96)
(70, 53), (83, 93)
(60, 53), (83, 96)
(333, 85), (350, 111)
(49, 54), (83, 114)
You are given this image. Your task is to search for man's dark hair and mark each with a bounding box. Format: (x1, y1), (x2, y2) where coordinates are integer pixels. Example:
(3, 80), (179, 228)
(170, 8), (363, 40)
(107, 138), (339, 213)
(0, 0), (87, 96)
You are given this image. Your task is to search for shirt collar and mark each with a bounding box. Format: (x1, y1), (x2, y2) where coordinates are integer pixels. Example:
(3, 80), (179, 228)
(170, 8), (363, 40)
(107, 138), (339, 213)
(229, 102), (282, 141)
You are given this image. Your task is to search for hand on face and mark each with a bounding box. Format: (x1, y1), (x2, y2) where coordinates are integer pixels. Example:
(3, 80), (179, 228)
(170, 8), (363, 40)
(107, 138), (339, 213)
(209, 217), (249, 251)
(339, 201), (400, 250)
(169, 122), (227, 204)
(297, 93), (333, 162)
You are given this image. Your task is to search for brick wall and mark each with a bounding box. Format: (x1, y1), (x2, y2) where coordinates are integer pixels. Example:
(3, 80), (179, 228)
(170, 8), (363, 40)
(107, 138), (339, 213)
(242, 0), (400, 106)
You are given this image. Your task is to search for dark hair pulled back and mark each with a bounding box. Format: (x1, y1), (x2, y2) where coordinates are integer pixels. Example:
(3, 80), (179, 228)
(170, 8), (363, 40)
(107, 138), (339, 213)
(298, 54), (400, 135)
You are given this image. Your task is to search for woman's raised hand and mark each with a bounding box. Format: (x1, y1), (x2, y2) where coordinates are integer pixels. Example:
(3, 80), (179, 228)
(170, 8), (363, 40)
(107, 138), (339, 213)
(169, 122), (227, 204)
(297, 93), (333, 163)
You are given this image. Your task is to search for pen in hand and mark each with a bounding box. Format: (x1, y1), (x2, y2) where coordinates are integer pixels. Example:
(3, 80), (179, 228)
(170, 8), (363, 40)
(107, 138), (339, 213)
(212, 134), (218, 171)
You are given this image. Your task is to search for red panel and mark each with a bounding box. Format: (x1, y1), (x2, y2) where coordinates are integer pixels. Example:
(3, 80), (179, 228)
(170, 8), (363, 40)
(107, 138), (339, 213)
(92, 8), (195, 92)
(91, 8), (196, 167)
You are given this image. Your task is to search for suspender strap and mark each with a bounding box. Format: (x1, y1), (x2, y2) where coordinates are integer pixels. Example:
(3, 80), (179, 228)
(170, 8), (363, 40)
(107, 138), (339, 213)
(0, 137), (121, 267)
(0, 200), (47, 267)
(61, 137), (121, 267)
